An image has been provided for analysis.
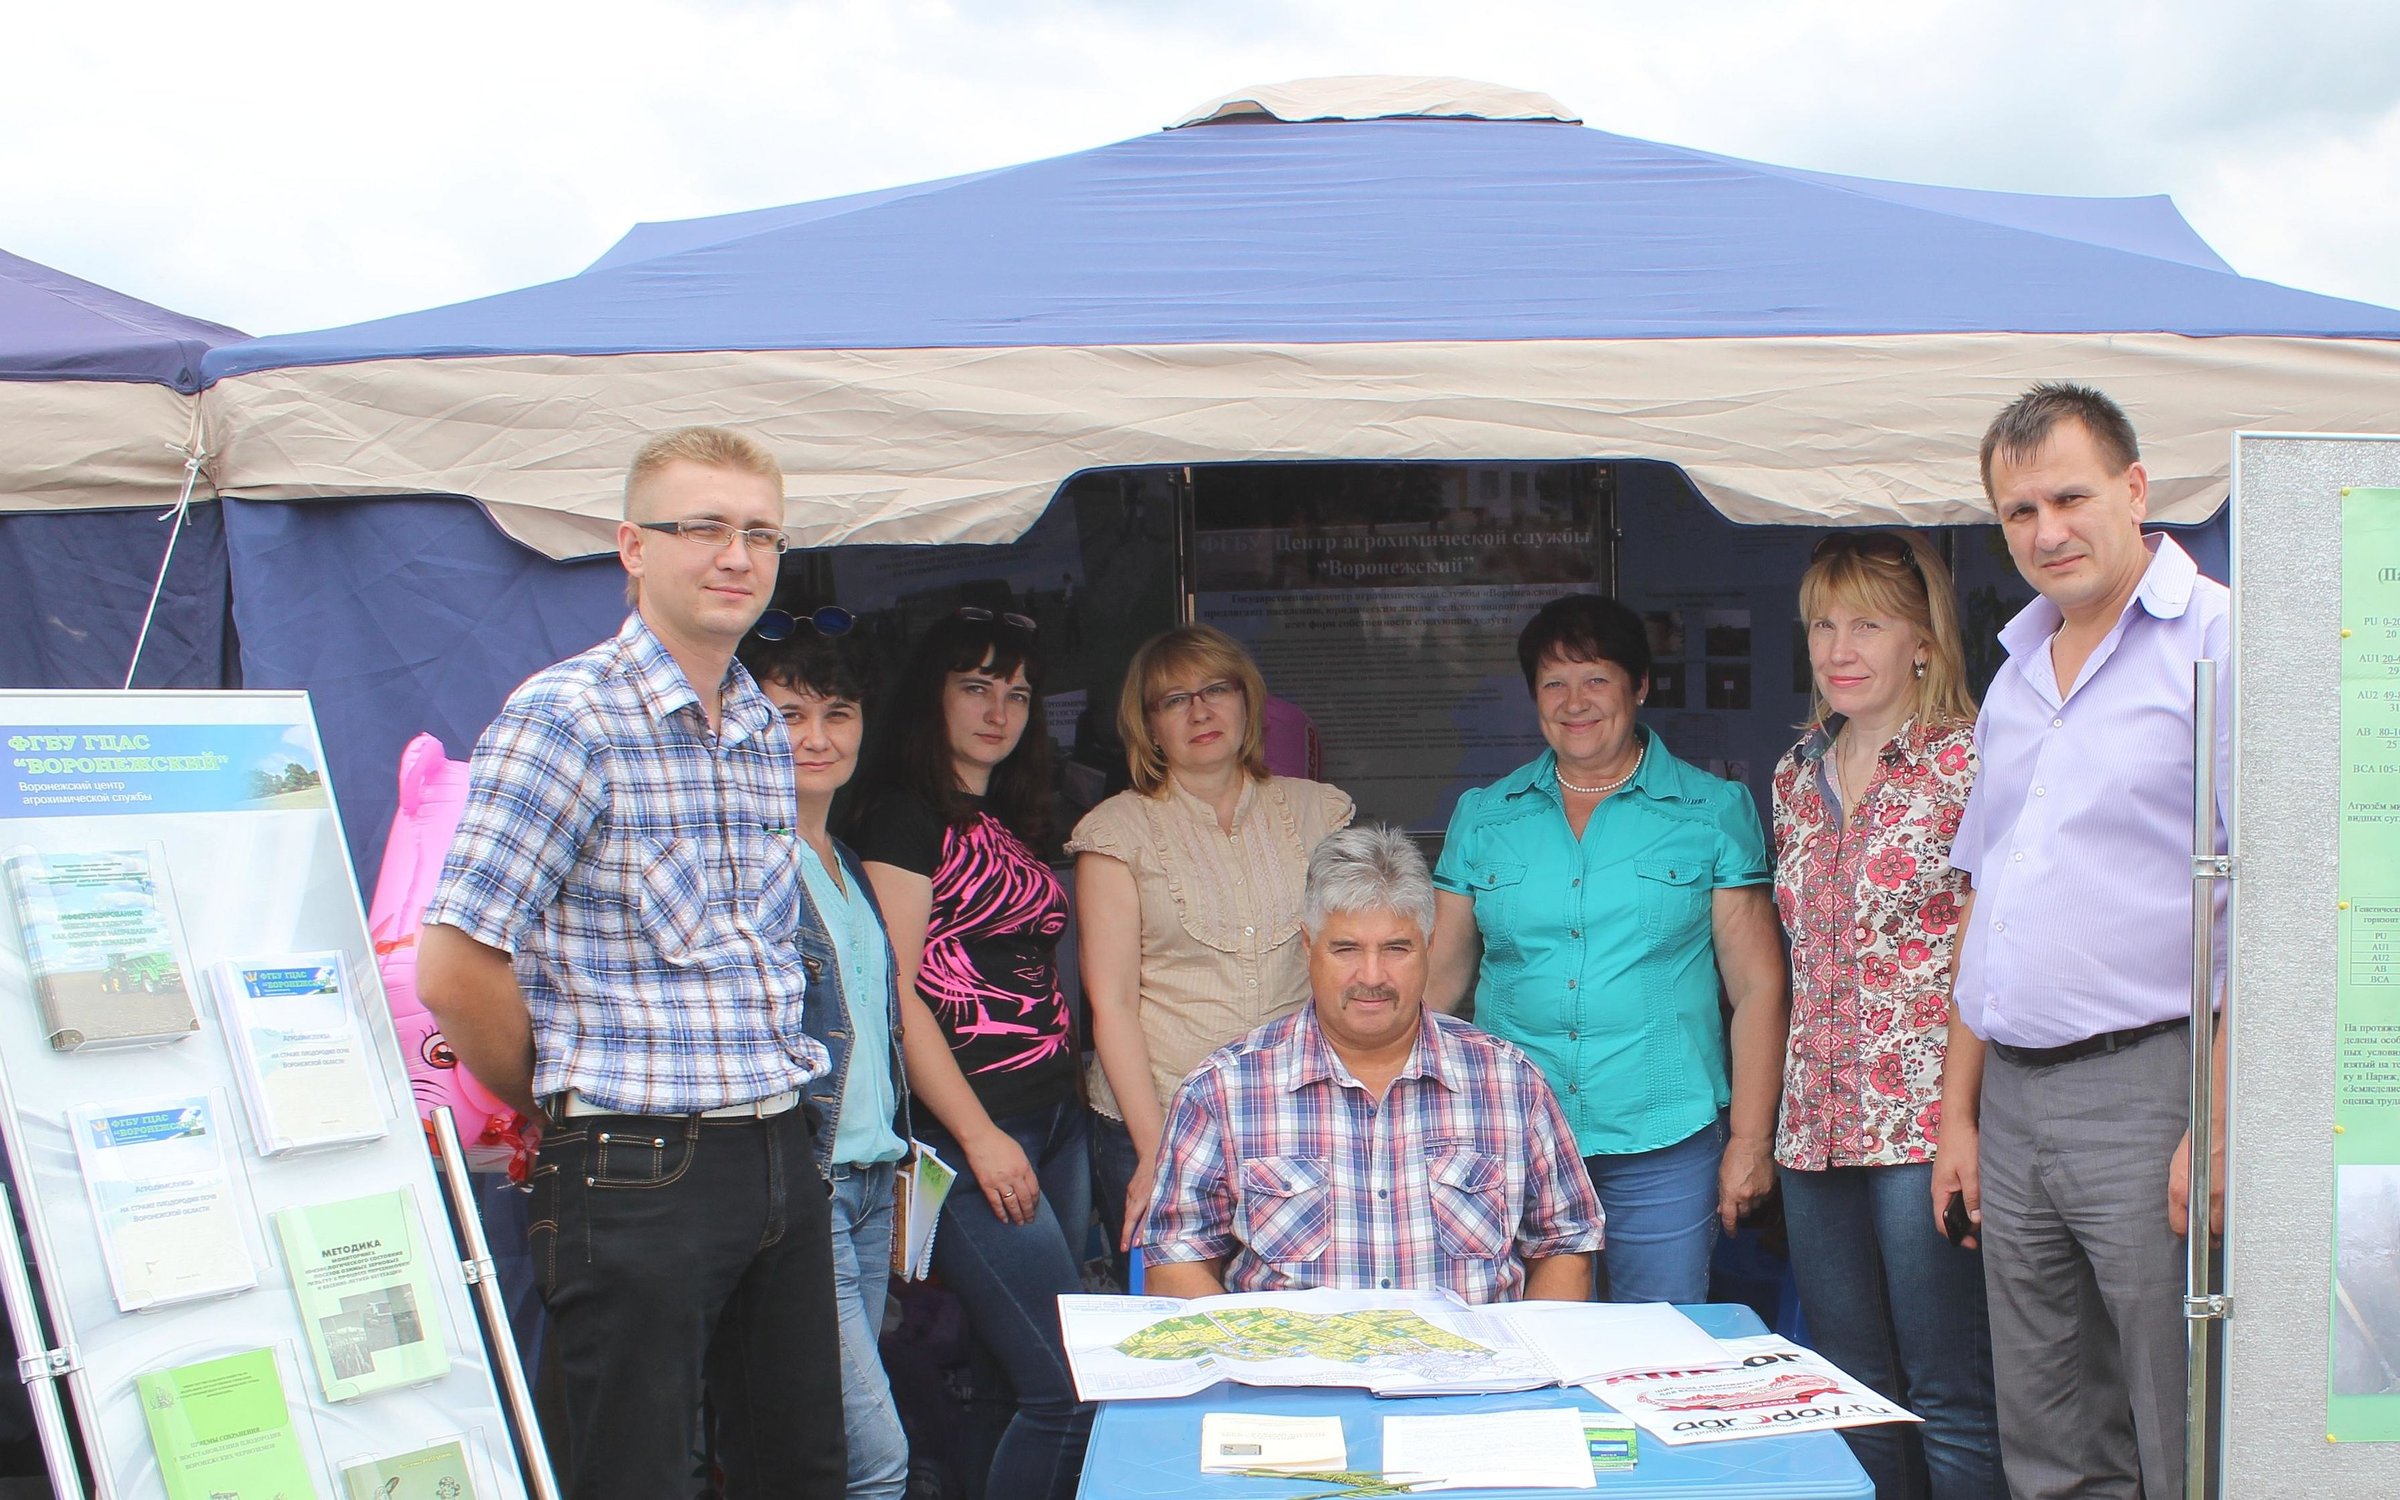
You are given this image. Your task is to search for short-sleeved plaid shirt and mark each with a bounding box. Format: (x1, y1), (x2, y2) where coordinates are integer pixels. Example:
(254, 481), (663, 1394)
(423, 612), (830, 1113)
(1138, 1005), (1603, 1304)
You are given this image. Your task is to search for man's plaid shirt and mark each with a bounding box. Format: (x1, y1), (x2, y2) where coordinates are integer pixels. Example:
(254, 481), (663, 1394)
(424, 613), (830, 1113)
(1139, 1005), (1603, 1303)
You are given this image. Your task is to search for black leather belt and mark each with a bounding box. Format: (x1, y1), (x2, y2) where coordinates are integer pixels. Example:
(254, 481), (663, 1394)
(1989, 1017), (2187, 1070)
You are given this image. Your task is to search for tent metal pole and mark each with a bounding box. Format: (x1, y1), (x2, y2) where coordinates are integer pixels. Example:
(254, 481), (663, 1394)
(430, 1107), (561, 1500)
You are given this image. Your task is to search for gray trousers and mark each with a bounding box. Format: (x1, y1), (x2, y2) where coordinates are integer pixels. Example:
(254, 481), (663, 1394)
(1979, 1026), (2190, 1500)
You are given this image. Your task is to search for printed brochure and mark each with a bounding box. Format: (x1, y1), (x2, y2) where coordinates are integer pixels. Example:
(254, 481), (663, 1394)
(273, 1187), (454, 1402)
(5, 846), (199, 1050)
(136, 1348), (319, 1500)
(214, 953), (389, 1153)
(71, 1092), (259, 1311)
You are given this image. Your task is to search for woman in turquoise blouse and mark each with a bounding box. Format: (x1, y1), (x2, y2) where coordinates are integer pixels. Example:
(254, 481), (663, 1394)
(1430, 593), (1789, 1305)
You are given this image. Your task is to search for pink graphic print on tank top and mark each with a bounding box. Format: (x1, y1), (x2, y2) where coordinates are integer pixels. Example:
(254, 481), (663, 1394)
(919, 813), (1071, 1076)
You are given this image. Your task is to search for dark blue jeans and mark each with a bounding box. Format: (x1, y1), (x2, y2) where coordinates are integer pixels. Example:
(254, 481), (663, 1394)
(919, 1098), (1095, 1500)
(1780, 1161), (2006, 1500)
(1089, 1109), (1141, 1285)
(1583, 1114), (1725, 1304)
(529, 1105), (844, 1500)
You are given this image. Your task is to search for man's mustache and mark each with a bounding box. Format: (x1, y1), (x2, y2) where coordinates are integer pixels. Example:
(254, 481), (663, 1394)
(1342, 984), (1401, 1005)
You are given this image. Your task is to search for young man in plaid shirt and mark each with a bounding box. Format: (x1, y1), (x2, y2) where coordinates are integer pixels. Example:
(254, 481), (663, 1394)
(1138, 824), (1604, 1304)
(418, 427), (844, 1499)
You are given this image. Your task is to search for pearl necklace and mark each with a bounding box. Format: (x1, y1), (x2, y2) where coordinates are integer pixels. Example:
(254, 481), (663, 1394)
(1557, 741), (1645, 797)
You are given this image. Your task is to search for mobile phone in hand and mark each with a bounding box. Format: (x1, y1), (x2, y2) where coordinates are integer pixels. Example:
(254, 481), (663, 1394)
(1943, 1190), (1975, 1246)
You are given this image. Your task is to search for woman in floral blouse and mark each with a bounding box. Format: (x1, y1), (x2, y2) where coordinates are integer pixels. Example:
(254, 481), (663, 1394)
(1772, 531), (2002, 1500)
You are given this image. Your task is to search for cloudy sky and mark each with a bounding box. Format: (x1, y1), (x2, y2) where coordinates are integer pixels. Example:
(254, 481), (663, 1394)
(9, 0), (2398, 336)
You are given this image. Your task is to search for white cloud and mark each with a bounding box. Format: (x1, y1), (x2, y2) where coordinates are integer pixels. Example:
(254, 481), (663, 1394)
(3, 0), (2396, 332)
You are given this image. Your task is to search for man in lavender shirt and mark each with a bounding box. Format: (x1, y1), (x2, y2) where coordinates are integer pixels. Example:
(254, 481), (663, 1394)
(1932, 383), (2228, 1500)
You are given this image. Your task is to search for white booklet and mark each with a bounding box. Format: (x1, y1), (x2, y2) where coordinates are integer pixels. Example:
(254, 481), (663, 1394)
(1198, 1413), (1346, 1474)
(1585, 1333), (1923, 1445)
(71, 1092), (260, 1311)
(1060, 1286), (1723, 1401)
(212, 952), (389, 1154)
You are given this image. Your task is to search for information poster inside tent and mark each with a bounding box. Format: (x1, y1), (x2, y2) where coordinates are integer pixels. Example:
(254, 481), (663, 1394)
(1189, 472), (1596, 834)
(2332, 487), (2400, 1440)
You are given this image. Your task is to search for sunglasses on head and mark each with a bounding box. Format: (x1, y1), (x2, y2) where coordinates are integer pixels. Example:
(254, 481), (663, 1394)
(1811, 530), (1917, 566)
(954, 605), (1037, 635)
(752, 605), (856, 642)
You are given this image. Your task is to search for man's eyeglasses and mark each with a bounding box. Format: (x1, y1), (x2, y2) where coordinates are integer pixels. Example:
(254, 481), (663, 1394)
(1153, 680), (1240, 717)
(955, 605), (1037, 634)
(637, 518), (790, 554)
(753, 605), (856, 641)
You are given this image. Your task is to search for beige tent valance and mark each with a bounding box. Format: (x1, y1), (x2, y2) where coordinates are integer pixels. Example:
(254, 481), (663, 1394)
(197, 331), (2400, 560)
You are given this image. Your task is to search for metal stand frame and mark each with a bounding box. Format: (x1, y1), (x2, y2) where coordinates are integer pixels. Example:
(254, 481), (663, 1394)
(0, 1186), (83, 1500)
(2187, 661), (2232, 1499)
(428, 1108), (560, 1500)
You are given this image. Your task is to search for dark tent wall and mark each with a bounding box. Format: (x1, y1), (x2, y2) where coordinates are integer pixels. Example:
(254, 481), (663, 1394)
(221, 495), (625, 882)
(215, 476), (2229, 895)
(0, 502), (237, 690)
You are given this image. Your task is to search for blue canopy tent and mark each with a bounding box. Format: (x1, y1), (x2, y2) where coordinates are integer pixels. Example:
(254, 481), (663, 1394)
(182, 76), (2400, 874)
(0, 250), (245, 690)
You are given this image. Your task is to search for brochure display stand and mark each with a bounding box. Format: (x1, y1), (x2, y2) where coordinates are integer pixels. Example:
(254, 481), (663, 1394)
(0, 690), (549, 1500)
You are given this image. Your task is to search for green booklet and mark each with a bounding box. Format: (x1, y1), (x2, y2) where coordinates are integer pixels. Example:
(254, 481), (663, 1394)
(136, 1347), (320, 1500)
(272, 1187), (453, 1402)
(339, 1436), (477, 1499)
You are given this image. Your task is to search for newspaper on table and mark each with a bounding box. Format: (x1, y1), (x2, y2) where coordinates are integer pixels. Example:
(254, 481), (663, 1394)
(1584, 1333), (1922, 1445)
(1060, 1286), (1722, 1401)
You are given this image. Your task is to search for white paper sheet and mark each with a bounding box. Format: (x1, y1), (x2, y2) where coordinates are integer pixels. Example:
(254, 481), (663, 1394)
(1382, 1407), (1597, 1491)
(1494, 1299), (1726, 1382)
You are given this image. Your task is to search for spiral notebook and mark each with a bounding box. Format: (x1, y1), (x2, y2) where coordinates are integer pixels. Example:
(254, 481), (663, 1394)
(888, 1139), (956, 1281)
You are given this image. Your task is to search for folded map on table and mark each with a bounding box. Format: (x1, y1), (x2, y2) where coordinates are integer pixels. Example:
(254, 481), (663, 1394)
(1060, 1286), (1723, 1401)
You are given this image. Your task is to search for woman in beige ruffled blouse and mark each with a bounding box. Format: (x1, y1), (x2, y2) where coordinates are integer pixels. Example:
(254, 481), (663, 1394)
(1070, 625), (1353, 1257)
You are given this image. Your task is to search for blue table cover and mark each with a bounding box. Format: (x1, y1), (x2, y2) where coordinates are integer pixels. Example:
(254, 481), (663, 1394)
(1077, 1302), (1873, 1500)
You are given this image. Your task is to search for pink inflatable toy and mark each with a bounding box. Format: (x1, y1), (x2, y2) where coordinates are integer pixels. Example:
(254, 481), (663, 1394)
(1261, 694), (1324, 781)
(368, 732), (527, 1172)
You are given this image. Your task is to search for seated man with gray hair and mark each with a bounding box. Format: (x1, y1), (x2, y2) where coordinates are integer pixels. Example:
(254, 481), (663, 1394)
(1137, 824), (1604, 1303)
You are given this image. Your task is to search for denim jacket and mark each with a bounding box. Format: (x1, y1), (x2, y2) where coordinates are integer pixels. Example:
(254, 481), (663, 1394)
(795, 837), (913, 1173)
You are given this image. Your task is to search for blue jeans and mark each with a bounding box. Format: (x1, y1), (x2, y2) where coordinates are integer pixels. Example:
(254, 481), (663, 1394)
(829, 1160), (908, 1500)
(529, 1105), (844, 1500)
(1781, 1161), (2005, 1500)
(919, 1099), (1094, 1500)
(1582, 1114), (1724, 1304)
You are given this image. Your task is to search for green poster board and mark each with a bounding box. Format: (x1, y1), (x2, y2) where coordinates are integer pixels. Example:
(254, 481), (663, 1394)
(2331, 486), (2400, 1439)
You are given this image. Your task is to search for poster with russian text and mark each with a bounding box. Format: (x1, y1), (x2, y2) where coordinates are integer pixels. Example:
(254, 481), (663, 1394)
(2332, 486), (2400, 1440)
(1190, 464), (1601, 834)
